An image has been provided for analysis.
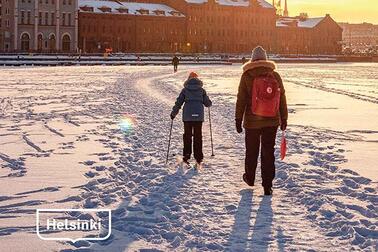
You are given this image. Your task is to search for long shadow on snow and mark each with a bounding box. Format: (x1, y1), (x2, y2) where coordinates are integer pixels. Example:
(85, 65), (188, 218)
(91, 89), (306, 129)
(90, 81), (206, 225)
(226, 189), (254, 252)
(226, 190), (276, 252)
(250, 197), (274, 251)
(63, 166), (198, 252)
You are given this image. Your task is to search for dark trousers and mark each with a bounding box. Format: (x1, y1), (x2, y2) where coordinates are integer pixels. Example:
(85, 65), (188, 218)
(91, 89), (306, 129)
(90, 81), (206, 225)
(183, 122), (203, 162)
(173, 64), (178, 72)
(245, 126), (278, 188)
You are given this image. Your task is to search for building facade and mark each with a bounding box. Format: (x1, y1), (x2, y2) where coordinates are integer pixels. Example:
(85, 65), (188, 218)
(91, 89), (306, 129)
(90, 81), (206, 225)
(276, 14), (342, 55)
(0, 0), (78, 52)
(1, 0), (16, 51)
(79, 1), (186, 53)
(78, 0), (277, 54)
(172, 0), (277, 53)
(339, 22), (378, 52)
(1, 0), (343, 54)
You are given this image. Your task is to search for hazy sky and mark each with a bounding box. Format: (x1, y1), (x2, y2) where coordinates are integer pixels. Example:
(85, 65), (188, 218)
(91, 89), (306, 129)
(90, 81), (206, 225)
(286, 0), (378, 24)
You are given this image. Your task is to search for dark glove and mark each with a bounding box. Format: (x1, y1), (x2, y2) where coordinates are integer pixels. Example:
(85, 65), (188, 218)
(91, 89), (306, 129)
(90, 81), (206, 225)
(280, 119), (287, 131)
(170, 113), (175, 120)
(236, 119), (243, 133)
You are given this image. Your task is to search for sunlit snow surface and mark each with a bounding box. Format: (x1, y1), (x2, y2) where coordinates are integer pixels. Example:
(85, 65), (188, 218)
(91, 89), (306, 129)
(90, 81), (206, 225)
(0, 64), (377, 251)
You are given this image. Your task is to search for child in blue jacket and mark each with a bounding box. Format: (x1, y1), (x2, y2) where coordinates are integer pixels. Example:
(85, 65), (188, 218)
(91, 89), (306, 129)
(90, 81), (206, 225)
(170, 72), (212, 166)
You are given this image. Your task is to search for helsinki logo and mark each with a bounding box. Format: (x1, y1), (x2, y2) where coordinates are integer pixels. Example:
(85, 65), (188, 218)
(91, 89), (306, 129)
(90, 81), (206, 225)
(36, 209), (112, 243)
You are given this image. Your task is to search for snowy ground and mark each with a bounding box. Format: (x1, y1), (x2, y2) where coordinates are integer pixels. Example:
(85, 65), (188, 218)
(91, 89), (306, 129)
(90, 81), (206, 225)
(0, 64), (377, 251)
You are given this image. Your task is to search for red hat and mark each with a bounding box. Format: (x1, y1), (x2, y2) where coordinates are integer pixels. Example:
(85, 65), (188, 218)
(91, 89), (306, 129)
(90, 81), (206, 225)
(189, 72), (198, 79)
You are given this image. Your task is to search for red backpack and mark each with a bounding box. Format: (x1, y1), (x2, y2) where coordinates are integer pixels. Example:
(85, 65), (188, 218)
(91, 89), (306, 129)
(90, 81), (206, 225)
(251, 73), (281, 117)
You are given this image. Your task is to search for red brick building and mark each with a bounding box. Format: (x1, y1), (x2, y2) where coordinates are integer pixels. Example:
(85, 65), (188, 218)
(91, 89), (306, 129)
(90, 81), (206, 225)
(78, 0), (277, 53)
(78, 0), (342, 55)
(276, 14), (342, 55)
(79, 1), (186, 53)
(171, 0), (277, 53)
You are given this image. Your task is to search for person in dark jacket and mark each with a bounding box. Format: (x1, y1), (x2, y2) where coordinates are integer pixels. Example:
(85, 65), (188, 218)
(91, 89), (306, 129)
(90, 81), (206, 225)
(171, 72), (212, 166)
(241, 56), (247, 65)
(172, 55), (180, 73)
(235, 46), (288, 196)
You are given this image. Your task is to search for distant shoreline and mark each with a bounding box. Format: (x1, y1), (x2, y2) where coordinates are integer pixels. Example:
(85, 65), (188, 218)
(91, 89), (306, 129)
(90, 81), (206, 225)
(0, 54), (376, 66)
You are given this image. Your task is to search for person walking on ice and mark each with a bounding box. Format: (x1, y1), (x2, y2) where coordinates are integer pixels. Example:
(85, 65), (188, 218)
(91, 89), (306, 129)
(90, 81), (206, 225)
(170, 72), (212, 168)
(172, 55), (180, 73)
(235, 46), (288, 196)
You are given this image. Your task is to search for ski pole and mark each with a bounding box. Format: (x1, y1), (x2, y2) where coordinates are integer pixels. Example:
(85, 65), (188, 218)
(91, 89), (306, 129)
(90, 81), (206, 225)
(208, 108), (215, 157)
(166, 119), (174, 165)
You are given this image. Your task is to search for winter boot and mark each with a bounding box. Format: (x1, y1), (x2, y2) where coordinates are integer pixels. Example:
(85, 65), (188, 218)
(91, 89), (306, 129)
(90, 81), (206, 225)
(243, 174), (254, 187)
(264, 187), (273, 196)
(182, 156), (190, 168)
(194, 159), (202, 170)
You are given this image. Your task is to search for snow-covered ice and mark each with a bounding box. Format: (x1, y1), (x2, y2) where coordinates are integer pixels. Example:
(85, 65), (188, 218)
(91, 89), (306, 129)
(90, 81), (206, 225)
(0, 64), (377, 251)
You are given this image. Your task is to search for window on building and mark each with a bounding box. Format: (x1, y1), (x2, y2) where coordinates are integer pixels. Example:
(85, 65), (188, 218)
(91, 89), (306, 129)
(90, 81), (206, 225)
(49, 34), (56, 51)
(21, 11), (25, 24)
(21, 33), (30, 51)
(62, 0), (66, 5)
(68, 13), (71, 26)
(39, 12), (42, 25)
(68, 0), (72, 5)
(153, 10), (165, 16)
(51, 12), (55, 25)
(137, 9), (149, 15)
(27, 11), (31, 24)
(62, 34), (71, 52)
(45, 12), (48, 25)
(62, 13), (66, 26)
(45, 0), (48, 4)
(51, 0), (55, 4)
(5, 8), (9, 15)
(37, 34), (43, 51)
(116, 7), (128, 13)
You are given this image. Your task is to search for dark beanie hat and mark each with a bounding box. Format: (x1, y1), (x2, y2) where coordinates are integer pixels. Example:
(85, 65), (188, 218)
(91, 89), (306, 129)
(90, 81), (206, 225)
(251, 46), (267, 61)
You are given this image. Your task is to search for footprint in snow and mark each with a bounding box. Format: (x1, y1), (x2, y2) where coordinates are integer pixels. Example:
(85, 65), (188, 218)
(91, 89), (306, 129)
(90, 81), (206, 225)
(85, 171), (99, 178)
(82, 160), (96, 166)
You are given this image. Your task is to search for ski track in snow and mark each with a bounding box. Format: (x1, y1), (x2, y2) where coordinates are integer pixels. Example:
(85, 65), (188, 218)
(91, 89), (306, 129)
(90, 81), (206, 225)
(0, 66), (376, 251)
(287, 80), (378, 104)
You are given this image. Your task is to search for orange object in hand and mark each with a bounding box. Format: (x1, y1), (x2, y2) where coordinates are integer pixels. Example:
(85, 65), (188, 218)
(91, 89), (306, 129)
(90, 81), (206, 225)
(280, 131), (287, 160)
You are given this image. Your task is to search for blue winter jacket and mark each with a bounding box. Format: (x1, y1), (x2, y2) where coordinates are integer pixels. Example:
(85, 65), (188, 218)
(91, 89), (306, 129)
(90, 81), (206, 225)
(171, 78), (212, 122)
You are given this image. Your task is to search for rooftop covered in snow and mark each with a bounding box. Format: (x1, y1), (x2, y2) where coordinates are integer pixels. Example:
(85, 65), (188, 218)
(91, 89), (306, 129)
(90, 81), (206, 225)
(185, 0), (274, 8)
(276, 16), (327, 28)
(79, 0), (185, 17)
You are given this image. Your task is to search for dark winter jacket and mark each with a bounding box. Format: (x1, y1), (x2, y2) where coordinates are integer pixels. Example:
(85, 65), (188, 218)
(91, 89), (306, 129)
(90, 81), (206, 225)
(235, 60), (288, 129)
(172, 56), (179, 66)
(171, 78), (212, 122)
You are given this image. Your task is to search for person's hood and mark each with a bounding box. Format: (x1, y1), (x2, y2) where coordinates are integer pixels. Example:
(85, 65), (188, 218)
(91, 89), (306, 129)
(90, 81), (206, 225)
(184, 78), (203, 90)
(242, 60), (276, 74)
